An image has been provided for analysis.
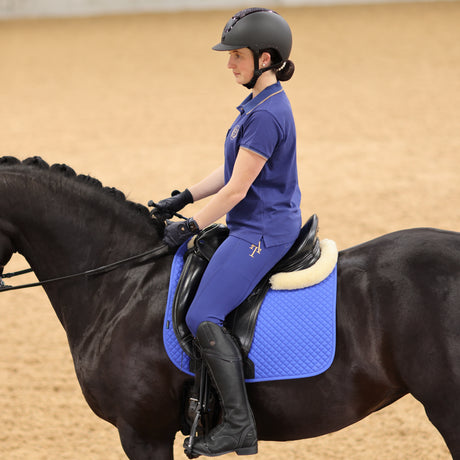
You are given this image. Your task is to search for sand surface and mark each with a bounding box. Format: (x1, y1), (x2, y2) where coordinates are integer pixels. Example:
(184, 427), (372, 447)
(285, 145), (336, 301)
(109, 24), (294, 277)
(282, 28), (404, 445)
(1, 2), (459, 458)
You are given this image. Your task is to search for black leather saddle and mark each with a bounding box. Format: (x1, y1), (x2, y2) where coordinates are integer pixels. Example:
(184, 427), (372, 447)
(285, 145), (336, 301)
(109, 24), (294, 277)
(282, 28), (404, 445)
(172, 214), (321, 378)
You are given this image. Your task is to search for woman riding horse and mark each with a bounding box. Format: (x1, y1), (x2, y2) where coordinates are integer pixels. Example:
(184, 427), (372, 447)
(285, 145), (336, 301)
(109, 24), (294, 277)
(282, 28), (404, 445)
(155, 8), (301, 458)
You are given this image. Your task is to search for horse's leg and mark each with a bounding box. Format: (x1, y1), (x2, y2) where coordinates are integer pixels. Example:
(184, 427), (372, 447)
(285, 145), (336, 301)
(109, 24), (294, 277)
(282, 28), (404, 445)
(412, 384), (460, 459)
(117, 420), (175, 460)
(399, 321), (460, 457)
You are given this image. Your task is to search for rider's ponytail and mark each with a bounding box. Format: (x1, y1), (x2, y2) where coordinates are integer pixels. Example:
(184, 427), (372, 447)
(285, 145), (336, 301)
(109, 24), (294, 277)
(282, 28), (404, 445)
(276, 60), (295, 82)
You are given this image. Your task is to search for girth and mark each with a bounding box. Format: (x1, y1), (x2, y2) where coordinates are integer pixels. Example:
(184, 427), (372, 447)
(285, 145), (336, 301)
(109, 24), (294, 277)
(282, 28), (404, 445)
(172, 214), (320, 378)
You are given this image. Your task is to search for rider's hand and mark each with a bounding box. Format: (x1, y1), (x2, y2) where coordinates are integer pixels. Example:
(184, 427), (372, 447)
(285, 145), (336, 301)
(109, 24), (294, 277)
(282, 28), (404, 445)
(153, 189), (193, 219)
(163, 218), (200, 249)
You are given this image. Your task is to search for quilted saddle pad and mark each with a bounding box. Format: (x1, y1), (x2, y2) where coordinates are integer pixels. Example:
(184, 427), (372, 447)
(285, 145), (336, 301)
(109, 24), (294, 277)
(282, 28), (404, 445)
(163, 241), (337, 382)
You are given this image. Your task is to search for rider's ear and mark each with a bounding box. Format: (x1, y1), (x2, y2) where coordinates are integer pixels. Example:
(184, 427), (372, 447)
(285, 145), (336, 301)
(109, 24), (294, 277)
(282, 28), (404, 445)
(259, 51), (272, 68)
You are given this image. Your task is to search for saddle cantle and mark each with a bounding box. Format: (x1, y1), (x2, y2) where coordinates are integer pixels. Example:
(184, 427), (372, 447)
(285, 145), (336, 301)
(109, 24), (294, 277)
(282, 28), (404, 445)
(172, 215), (321, 377)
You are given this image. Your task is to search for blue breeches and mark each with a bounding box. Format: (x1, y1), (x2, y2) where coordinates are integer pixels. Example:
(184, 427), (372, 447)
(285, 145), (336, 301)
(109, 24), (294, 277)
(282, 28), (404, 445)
(185, 235), (293, 336)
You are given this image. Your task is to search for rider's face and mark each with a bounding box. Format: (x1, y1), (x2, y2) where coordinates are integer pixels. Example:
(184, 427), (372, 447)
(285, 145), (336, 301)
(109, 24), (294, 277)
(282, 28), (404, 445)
(227, 48), (254, 86)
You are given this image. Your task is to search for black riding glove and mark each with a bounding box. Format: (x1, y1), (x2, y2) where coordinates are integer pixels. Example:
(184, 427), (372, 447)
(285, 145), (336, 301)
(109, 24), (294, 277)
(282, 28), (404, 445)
(154, 189), (193, 218)
(163, 218), (200, 249)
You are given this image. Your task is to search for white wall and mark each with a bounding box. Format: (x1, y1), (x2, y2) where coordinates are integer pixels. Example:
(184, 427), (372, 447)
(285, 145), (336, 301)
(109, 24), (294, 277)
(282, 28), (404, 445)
(0, 0), (436, 19)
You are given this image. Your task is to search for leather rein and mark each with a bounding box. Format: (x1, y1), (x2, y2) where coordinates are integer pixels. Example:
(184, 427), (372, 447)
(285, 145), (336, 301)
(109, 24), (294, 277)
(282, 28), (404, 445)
(0, 204), (182, 293)
(0, 244), (171, 293)
(0, 243), (171, 293)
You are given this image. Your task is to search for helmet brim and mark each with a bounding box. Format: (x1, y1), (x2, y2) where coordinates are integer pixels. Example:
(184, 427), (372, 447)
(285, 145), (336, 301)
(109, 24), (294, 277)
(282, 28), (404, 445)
(212, 42), (246, 51)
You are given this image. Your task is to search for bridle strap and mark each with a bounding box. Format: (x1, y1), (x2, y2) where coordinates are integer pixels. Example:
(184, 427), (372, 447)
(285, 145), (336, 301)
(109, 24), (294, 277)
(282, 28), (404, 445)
(0, 243), (171, 293)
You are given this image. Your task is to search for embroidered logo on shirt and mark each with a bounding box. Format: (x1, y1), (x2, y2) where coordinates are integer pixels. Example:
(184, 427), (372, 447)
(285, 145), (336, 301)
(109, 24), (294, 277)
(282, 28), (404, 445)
(249, 241), (262, 258)
(230, 125), (240, 139)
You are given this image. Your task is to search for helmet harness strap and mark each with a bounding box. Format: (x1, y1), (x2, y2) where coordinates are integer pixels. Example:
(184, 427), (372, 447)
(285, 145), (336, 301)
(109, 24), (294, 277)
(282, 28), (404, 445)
(243, 50), (285, 90)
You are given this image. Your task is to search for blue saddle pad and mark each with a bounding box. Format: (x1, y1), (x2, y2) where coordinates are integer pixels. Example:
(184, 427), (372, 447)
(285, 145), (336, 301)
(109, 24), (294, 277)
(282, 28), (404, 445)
(163, 241), (337, 382)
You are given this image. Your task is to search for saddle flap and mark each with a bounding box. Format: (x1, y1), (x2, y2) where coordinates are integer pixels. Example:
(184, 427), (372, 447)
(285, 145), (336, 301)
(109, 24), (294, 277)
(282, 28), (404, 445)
(172, 251), (208, 357)
(172, 224), (229, 357)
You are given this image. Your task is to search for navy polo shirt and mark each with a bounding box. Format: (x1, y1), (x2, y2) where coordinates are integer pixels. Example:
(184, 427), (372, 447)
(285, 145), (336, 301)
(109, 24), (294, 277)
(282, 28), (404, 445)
(224, 82), (301, 246)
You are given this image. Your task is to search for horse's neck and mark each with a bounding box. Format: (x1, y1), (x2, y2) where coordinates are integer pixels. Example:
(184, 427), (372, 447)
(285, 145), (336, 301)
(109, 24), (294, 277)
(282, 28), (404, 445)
(17, 201), (132, 277)
(2, 167), (167, 341)
(5, 172), (149, 274)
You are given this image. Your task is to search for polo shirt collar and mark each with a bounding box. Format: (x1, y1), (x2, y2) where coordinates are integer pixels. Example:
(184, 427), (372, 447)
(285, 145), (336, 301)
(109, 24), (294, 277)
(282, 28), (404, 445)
(237, 82), (283, 115)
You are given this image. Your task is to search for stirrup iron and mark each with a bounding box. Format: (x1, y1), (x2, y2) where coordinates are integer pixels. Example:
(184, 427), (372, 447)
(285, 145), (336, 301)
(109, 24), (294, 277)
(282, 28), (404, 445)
(185, 364), (209, 459)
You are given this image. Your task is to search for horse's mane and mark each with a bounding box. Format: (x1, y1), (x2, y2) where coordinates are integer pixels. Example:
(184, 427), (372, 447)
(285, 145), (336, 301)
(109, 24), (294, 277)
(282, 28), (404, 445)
(0, 156), (164, 234)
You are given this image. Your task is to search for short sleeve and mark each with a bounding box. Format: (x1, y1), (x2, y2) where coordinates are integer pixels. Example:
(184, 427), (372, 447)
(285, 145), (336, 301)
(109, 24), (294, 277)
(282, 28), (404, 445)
(240, 110), (282, 160)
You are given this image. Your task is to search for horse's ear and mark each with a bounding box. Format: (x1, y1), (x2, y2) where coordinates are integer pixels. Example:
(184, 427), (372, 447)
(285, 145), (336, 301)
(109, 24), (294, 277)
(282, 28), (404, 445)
(0, 156), (21, 166)
(23, 156), (49, 169)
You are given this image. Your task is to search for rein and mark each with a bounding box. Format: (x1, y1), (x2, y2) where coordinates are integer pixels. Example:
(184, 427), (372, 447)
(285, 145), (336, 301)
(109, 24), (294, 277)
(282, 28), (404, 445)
(1, 268), (33, 278)
(0, 244), (171, 293)
(0, 202), (183, 293)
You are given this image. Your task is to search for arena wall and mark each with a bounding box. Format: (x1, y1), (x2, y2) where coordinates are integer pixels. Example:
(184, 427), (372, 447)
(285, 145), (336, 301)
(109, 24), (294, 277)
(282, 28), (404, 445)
(0, 0), (438, 19)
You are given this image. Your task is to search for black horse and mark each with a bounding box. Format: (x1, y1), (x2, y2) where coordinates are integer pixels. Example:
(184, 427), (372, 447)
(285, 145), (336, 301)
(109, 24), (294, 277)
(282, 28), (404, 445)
(1, 156), (459, 459)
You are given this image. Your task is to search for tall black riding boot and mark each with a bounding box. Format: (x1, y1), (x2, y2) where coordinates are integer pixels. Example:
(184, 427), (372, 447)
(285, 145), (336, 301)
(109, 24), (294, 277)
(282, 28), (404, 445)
(185, 321), (258, 457)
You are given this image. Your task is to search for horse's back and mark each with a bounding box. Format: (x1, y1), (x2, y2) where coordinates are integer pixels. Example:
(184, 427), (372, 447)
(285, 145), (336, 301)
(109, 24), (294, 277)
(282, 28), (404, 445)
(339, 226), (460, 330)
(340, 227), (460, 290)
(338, 227), (460, 411)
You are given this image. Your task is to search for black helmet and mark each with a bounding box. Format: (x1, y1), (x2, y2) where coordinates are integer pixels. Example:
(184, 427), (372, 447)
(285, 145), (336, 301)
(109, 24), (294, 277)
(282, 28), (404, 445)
(213, 8), (292, 62)
(213, 8), (293, 89)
